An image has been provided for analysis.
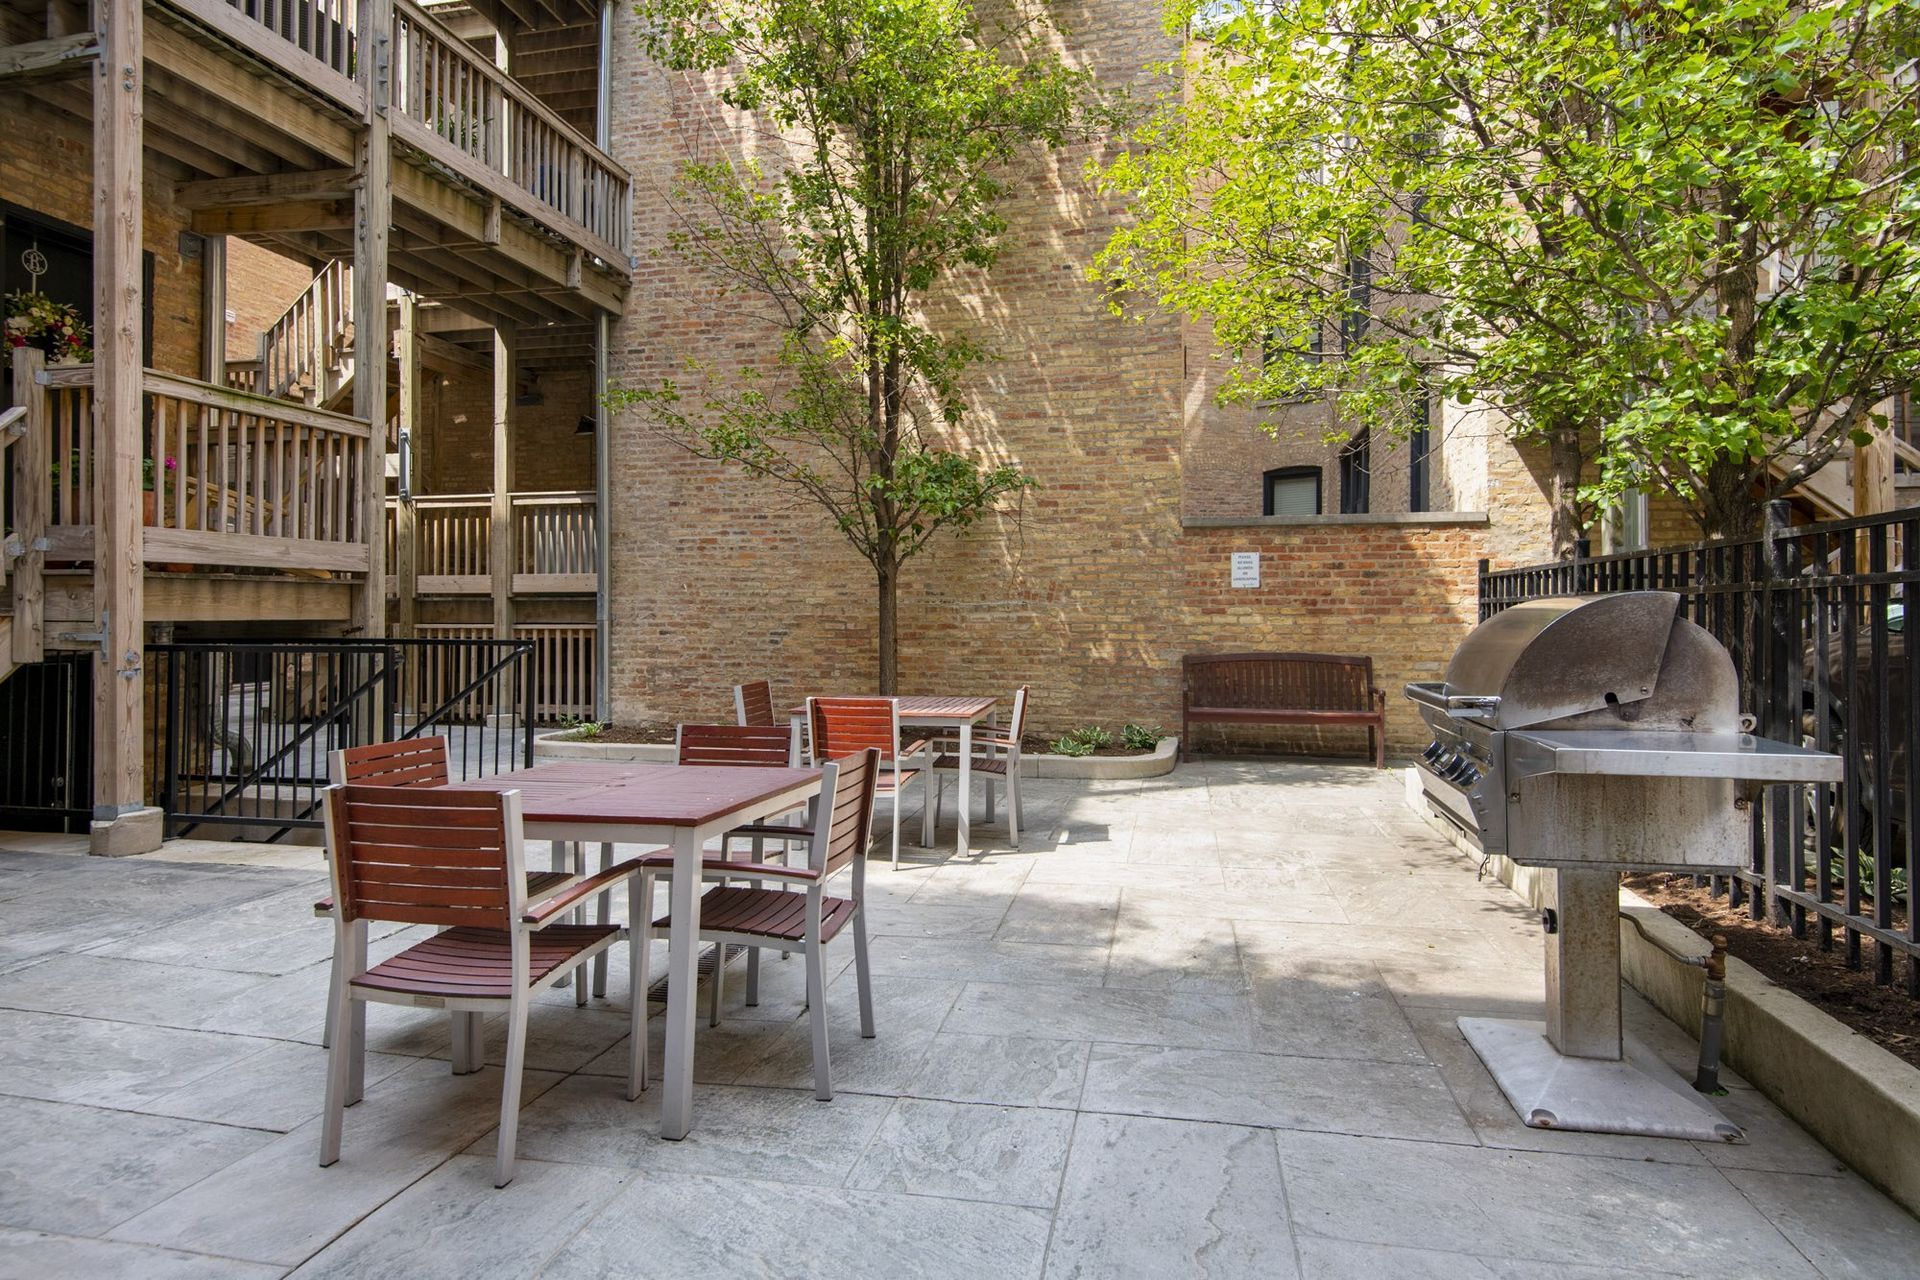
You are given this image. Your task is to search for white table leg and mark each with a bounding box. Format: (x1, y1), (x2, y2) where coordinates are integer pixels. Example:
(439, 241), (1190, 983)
(660, 825), (703, 1141)
(789, 712), (805, 766)
(552, 840), (573, 989)
(984, 711), (999, 824)
(956, 721), (972, 856)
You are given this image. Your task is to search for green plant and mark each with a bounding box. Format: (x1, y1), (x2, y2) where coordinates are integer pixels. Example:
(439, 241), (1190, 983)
(1050, 724), (1112, 757)
(1120, 723), (1162, 752)
(558, 715), (604, 740)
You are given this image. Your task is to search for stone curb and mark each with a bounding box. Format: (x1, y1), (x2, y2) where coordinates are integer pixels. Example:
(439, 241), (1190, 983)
(1399, 768), (1920, 1217)
(534, 733), (1179, 779)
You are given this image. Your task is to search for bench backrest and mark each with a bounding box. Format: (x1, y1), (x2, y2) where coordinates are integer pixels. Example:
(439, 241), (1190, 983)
(1183, 652), (1376, 713)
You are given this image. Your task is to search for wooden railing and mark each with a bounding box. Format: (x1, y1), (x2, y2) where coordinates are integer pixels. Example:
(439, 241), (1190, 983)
(36, 363), (373, 573)
(389, 0), (629, 260)
(418, 621), (595, 722)
(223, 360), (263, 395)
(386, 490), (596, 593)
(259, 259), (353, 404)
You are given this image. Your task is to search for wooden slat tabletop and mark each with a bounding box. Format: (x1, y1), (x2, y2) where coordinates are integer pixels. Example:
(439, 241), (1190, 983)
(446, 762), (822, 827)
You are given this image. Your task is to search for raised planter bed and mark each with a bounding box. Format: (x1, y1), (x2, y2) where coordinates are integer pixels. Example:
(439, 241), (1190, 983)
(535, 731), (1179, 779)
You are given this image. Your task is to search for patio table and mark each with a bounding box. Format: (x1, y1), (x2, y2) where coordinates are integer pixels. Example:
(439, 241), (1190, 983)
(789, 695), (1001, 856)
(447, 760), (823, 1140)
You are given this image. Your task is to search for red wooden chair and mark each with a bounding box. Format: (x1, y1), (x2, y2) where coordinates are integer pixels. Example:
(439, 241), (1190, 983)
(590, 722), (802, 1007)
(317, 737), (582, 1072)
(927, 685), (1030, 847)
(639, 748), (880, 1100)
(808, 696), (929, 869)
(318, 784), (644, 1187)
(733, 679), (776, 727)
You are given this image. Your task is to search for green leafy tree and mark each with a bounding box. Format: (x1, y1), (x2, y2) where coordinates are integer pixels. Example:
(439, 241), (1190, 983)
(612, 0), (1098, 690)
(1096, 0), (1920, 546)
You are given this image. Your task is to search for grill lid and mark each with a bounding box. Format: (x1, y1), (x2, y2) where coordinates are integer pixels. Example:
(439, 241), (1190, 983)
(1445, 593), (1682, 729)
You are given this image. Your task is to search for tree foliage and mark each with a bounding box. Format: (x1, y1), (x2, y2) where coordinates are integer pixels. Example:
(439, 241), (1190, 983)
(1095, 0), (1920, 542)
(612, 0), (1098, 688)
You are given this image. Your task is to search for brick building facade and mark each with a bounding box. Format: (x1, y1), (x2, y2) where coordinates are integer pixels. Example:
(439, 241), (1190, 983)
(598, 0), (1559, 755)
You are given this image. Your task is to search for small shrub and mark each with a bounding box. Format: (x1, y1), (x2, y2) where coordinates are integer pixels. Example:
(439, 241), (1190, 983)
(1050, 725), (1112, 757)
(558, 715), (604, 740)
(1120, 723), (1162, 752)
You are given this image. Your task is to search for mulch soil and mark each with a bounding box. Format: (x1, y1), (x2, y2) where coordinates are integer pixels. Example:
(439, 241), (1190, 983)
(1625, 871), (1920, 1071)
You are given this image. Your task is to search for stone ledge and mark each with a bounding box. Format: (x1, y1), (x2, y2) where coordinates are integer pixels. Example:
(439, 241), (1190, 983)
(534, 733), (1180, 779)
(1399, 768), (1920, 1217)
(1181, 512), (1490, 529)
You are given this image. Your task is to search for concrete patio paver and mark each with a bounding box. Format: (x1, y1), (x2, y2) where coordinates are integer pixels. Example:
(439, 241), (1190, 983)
(0, 759), (1913, 1277)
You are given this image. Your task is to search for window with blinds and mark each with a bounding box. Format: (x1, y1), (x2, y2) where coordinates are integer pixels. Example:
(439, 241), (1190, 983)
(1263, 466), (1322, 516)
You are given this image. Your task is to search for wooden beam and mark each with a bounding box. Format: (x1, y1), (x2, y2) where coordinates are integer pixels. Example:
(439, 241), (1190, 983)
(175, 167), (357, 208)
(1853, 426), (1895, 517)
(395, 297), (420, 638)
(417, 329), (491, 374)
(0, 31), (97, 84)
(190, 200), (353, 235)
(93, 0), (147, 828)
(200, 233), (225, 384)
(491, 323), (517, 639)
(141, 20), (356, 163)
(352, 0), (392, 640)
(150, 0), (362, 111)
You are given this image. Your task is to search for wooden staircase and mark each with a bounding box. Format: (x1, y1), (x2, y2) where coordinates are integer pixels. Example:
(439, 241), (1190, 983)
(1, 401), (38, 688)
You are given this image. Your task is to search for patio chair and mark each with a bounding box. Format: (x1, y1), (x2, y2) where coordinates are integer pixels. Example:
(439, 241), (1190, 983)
(926, 685), (1030, 848)
(638, 747), (880, 1100)
(808, 696), (931, 870)
(317, 738), (583, 1066)
(734, 679), (776, 727)
(318, 784), (644, 1187)
(589, 722), (801, 1007)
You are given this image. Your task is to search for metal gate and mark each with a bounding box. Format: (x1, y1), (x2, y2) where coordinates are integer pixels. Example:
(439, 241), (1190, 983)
(0, 653), (94, 832)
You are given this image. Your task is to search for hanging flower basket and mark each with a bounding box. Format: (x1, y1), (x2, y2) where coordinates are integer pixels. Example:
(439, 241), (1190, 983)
(4, 291), (91, 365)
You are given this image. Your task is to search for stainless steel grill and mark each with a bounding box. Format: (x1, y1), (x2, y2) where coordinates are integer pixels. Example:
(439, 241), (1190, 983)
(1405, 591), (1840, 1142)
(1408, 591), (1826, 868)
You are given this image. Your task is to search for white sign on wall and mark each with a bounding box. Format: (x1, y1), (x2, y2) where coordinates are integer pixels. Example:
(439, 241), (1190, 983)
(1230, 551), (1261, 589)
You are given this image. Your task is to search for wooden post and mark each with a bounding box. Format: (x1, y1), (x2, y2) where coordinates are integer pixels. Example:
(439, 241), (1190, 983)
(351, 0), (391, 640)
(9, 348), (46, 663)
(393, 295), (419, 638)
(1853, 425), (1895, 517)
(491, 322), (516, 640)
(90, 0), (153, 852)
(200, 234), (226, 386)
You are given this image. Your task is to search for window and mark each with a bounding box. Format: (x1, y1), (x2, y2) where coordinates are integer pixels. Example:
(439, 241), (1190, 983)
(1261, 324), (1323, 403)
(1263, 466), (1321, 516)
(1338, 429), (1370, 514)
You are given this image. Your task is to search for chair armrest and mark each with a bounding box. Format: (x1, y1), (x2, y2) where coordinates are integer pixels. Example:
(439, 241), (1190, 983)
(720, 861), (821, 883)
(728, 822), (812, 839)
(898, 737), (934, 758)
(314, 896), (335, 918)
(522, 858), (645, 926)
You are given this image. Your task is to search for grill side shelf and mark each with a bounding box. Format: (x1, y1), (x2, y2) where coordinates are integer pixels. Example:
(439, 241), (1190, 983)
(1504, 731), (1843, 784)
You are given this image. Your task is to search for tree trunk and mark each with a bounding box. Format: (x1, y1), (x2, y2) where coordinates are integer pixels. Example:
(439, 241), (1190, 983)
(1547, 423), (1586, 560)
(876, 556), (898, 695)
(1696, 457), (1763, 541)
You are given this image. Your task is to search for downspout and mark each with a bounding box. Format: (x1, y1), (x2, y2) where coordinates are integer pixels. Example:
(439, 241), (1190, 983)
(593, 0), (614, 724)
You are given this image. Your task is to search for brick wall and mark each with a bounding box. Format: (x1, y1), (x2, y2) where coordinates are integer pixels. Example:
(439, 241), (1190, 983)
(2, 99), (203, 378)
(417, 363), (595, 495)
(223, 239), (315, 363)
(600, 0), (1550, 757)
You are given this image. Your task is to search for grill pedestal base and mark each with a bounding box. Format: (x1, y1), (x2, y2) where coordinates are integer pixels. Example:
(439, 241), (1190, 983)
(1460, 1017), (1745, 1143)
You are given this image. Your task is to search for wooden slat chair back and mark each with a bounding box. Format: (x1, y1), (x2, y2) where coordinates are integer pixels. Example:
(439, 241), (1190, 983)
(734, 679), (776, 727)
(319, 782), (644, 1188)
(815, 746), (881, 879)
(1181, 652), (1386, 766)
(676, 722), (792, 768)
(331, 735), (451, 788)
(637, 748), (881, 1101)
(807, 696), (928, 869)
(327, 784), (516, 930)
(808, 695), (899, 761)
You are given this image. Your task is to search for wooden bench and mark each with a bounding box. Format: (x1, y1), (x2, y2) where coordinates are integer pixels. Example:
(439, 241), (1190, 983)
(1181, 652), (1388, 767)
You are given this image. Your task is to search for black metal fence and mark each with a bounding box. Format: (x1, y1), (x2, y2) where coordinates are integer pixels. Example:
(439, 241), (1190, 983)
(148, 637), (535, 840)
(0, 652), (93, 832)
(1481, 503), (1919, 993)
